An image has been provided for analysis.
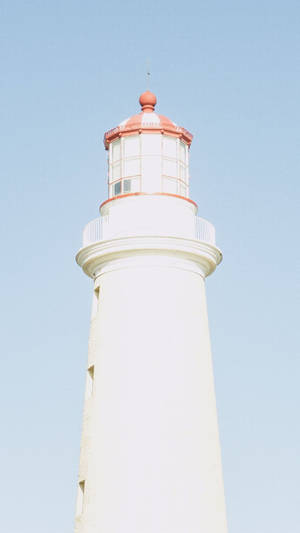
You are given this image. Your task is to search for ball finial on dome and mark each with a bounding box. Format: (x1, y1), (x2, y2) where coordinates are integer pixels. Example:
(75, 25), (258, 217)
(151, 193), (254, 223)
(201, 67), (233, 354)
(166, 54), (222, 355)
(139, 90), (157, 113)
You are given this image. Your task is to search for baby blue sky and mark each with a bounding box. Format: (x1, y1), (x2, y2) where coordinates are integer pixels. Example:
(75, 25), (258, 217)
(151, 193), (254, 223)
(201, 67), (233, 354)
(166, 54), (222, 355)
(1, 1), (299, 532)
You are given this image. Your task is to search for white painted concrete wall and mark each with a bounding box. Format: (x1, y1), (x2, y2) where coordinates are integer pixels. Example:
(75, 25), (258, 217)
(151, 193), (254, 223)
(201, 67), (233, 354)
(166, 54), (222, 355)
(75, 242), (227, 533)
(100, 194), (197, 241)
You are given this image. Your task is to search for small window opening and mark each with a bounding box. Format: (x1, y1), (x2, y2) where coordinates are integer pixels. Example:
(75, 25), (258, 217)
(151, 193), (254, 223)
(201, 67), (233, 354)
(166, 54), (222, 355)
(113, 179), (132, 197)
(114, 181), (121, 195)
(87, 365), (95, 398)
(76, 480), (85, 516)
(123, 179), (131, 193)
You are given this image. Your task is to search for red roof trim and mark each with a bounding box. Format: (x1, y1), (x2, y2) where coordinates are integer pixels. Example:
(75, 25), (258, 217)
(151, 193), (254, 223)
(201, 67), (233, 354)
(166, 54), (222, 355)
(104, 120), (193, 149)
(100, 192), (198, 210)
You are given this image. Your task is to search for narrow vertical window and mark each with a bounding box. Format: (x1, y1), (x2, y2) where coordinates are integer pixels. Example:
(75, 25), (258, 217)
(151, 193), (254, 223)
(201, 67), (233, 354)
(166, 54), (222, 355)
(87, 365), (95, 398)
(112, 164), (121, 180)
(94, 286), (100, 302)
(112, 138), (121, 161)
(91, 286), (100, 320)
(76, 480), (85, 516)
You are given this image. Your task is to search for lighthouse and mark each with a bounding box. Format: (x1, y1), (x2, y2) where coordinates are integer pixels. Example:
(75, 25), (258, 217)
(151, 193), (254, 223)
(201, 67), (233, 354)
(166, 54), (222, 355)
(75, 91), (228, 533)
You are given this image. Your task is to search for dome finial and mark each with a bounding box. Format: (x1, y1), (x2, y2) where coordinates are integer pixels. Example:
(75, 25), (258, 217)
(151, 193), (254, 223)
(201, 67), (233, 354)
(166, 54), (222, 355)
(139, 90), (157, 113)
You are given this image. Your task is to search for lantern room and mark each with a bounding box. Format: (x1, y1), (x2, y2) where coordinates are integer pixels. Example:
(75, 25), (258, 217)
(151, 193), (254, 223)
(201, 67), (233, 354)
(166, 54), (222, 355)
(104, 91), (193, 200)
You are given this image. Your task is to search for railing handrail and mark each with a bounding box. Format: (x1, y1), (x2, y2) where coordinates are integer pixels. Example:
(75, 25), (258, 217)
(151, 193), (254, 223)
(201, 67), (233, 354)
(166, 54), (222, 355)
(82, 215), (215, 248)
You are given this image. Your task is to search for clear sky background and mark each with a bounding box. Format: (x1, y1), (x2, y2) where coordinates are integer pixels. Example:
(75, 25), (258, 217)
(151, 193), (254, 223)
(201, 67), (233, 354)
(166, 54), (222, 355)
(1, 1), (299, 532)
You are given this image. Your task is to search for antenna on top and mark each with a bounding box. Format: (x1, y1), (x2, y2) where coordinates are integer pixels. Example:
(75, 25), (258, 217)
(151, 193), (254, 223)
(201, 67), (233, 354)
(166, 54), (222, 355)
(146, 59), (151, 90)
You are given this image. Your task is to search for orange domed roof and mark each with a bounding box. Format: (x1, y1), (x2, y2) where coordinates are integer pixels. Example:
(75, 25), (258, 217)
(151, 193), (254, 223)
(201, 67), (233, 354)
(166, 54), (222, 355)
(104, 92), (193, 149)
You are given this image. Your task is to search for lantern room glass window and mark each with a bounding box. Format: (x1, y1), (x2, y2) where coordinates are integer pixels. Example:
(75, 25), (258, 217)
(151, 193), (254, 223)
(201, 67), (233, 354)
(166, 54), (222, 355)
(109, 137), (142, 198)
(108, 134), (189, 198)
(163, 177), (177, 194)
(179, 163), (186, 181)
(124, 159), (140, 177)
(112, 162), (121, 180)
(163, 159), (177, 178)
(124, 135), (139, 157)
(161, 136), (189, 197)
(163, 136), (177, 158)
(142, 134), (161, 155)
(179, 141), (186, 163)
(112, 139), (121, 162)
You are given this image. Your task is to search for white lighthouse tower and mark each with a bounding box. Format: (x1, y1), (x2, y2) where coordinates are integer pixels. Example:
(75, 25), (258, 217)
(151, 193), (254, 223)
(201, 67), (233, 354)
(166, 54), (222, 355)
(75, 91), (228, 533)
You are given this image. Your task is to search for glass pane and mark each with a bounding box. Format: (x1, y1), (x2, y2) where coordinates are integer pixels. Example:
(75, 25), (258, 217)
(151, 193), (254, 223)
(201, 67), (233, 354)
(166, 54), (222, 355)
(108, 165), (112, 182)
(114, 181), (121, 195)
(179, 141), (186, 162)
(124, 158), (140, 176)
(163, 177), (177, 193)
(164, 136), (177, 158)
(130, 177), (140, 192)
(141, 134), (161, 155)
(124, 135), (139, 157)
(112, 139), (121, 161)
(112, 163), (121, 179)
(180, 183), (187, 197)
(163, 158), (177, 177)
(123, 179), (131, 192)
(179, 163), (186, 180)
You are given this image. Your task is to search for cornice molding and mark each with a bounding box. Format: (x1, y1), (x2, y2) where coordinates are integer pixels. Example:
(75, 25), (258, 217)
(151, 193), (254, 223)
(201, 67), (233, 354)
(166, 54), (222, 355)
(76, 235), (222, 280)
